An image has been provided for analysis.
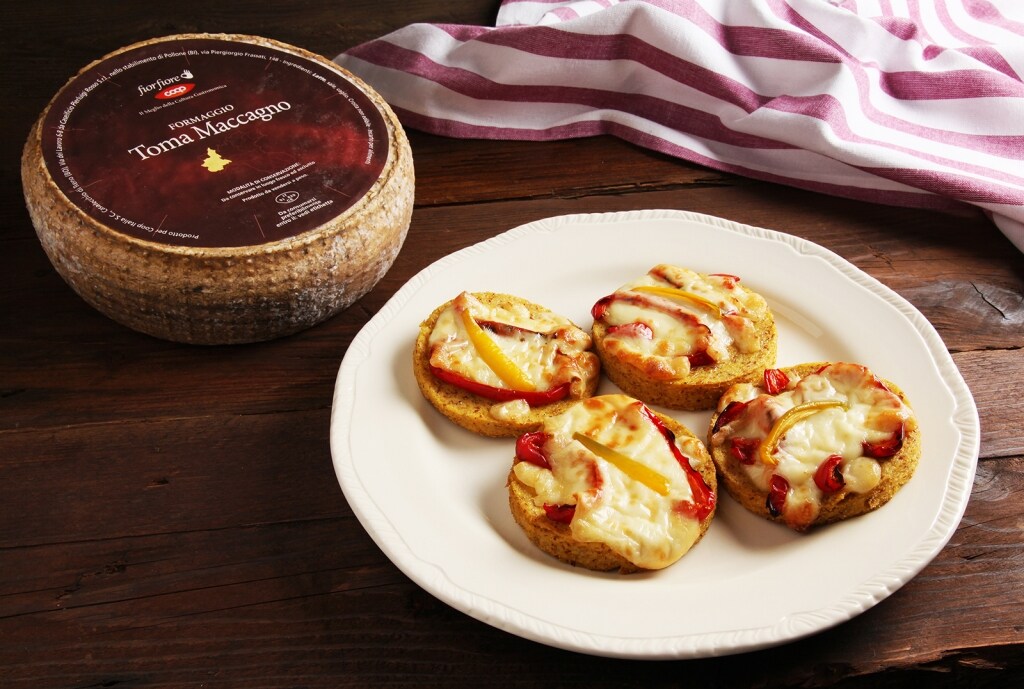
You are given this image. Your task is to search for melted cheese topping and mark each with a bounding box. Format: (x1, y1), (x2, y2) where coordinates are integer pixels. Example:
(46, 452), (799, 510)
(490, 398), (531, 424)
(712, 363), (916, 529)
(598, 265), (767, 378)
(429, 292), (599, 398)
(513, 394), (708, 570)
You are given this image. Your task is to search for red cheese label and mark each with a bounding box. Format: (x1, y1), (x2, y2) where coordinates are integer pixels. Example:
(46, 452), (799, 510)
(41, 37), (389, 248)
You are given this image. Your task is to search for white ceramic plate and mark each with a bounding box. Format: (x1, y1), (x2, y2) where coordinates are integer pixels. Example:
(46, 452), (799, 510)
(330, 210), (979, 659)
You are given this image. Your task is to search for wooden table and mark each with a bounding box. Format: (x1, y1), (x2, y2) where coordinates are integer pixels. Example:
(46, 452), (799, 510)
(3, 2), (1022, 687)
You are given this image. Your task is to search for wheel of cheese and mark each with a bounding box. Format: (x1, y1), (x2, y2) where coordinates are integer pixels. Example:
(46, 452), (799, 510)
(21, 34), (414, 344)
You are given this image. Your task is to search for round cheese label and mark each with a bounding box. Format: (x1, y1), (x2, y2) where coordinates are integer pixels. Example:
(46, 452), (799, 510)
(41, 37), (389, 248)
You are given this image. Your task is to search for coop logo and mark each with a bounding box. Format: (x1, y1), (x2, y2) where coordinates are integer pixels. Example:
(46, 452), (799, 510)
(138, 70), (195, 99)
(156, 82), (195, 100)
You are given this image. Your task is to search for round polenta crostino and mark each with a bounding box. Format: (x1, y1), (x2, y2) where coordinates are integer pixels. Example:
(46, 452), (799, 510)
(22, 33), (414, 344)
(414, 292), (601, 438)
(591, 265), (777, 410)
(508, 394), (717, 573)
(707, 362), (920, 531)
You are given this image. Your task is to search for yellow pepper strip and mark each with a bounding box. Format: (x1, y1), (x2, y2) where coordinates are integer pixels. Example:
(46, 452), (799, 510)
(573, 432), (670, 496)
(759, 399), (848, 466)
(459, 308), (536, 392)
(632, 285), (721, 316)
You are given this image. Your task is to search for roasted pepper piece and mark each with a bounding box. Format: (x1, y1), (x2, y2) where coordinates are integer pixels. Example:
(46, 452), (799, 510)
(759, 399), (847, 466)
(637, 404), (716, 521)
(631, 285), (721, 316)
(572, 432), (671, 496)
(431, 366), (568, 406)
(460, 307), (535, 392)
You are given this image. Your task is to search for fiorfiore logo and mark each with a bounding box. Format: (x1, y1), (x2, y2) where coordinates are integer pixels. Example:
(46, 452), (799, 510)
(138, 70), (195, 99)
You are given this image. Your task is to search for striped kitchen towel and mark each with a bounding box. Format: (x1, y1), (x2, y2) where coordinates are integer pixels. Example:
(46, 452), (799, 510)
(336, 0), (1024, 252)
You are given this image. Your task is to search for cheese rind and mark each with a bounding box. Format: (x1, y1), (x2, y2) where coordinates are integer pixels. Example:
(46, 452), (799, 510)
(22, 34), (414, 344)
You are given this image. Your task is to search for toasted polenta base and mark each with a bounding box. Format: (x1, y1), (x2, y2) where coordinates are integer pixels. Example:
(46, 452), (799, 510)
(593, 314), (777, 412)
(707, 362), (921, 531)
(413, 292), (600, 438)
(508, 412), (717, 573)
(507, 474), (640, 573)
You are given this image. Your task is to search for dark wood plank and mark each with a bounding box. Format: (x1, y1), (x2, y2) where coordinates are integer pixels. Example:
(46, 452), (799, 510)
(3, 1), (1023, 687)
(406, 131), (739, 206)
(954, 350), (1024, 458)
(0, 409), (342, 547)
(1, 454), (1019, 687)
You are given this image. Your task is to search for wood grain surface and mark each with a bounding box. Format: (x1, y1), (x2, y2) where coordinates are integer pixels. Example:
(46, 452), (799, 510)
(2, 2), (1022, 688)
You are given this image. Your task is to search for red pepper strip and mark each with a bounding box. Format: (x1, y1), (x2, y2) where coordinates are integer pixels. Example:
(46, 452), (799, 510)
(687, 349), (715, 368)
(764, 368), (790, 395)
(767, 475), (789, 517)
(605, 320), (712, 368)
(515, 433), (572, 523)
(475, 319), (544, 337)
(591, 295), (614, 321)
(594, 292), (714, 366)
(729, 437), (760, 465)
(814, 454), (845, 493)
(430, 365), (569, 406)
(712, 400), (748, 434)
(637, 404), (716, 521)
(709, 273), (741, 287)
(606, 321), (653, 339)
(516, 432), (551, 469)
(543, 504), (575, 524)
(862, 423), (905, 458)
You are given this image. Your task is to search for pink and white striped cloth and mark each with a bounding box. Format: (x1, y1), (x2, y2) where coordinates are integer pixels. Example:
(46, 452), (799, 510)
(336, 0), (1024, 251)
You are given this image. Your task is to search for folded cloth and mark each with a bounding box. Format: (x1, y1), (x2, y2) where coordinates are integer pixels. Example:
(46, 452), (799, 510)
(337, 0), (1024, 252)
